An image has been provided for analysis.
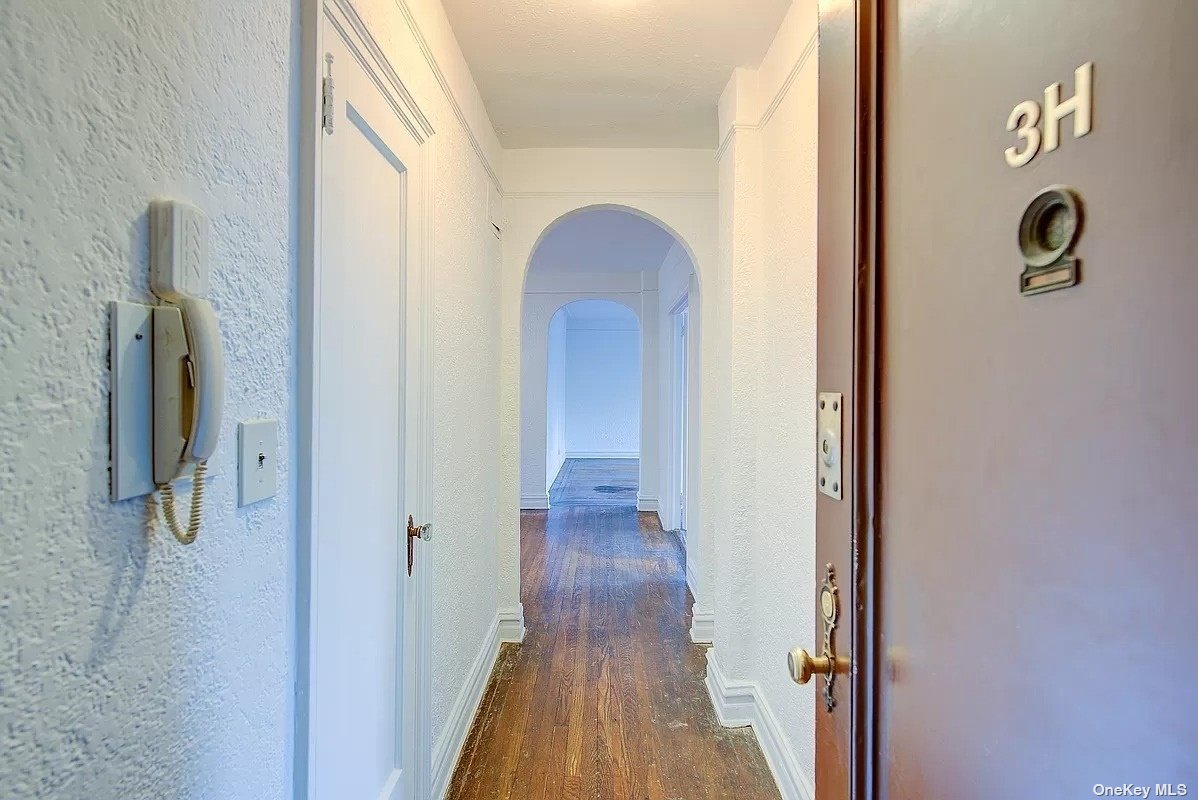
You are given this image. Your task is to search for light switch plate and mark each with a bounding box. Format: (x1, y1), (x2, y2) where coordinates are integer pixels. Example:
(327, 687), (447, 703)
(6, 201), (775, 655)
(238, 419), (278, 507)
(817, 392), (843, 500)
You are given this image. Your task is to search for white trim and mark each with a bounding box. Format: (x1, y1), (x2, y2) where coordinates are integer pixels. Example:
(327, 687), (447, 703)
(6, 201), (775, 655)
(704, 649), (755, 727)
(690, 607), (715, 645)
(520, 493), (550, 510)
(704, 650), (814, 800)
(686, 556), (700, 605)
(715, 122), (754, 163)
(431, 614), (503, 800)
(758, 32), (818, 130)
(715, 29), (818, 163)
(497, 604), (526, 643)
(376, 770), (402, 800)
(414, 114), (437, 800)
(636, 495), (659, 513)
(328, 0), (433, 142)
(391, 0), (502, 191)
(565, 450), (639, 459)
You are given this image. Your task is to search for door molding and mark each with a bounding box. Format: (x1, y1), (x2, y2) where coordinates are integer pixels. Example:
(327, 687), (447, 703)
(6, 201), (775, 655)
(666, 295), (689, 534)
(841, 1), (882, 796)
(853, 1), (881, 796)
(814, 0), (881, 797)
(297, 0), (436, 796)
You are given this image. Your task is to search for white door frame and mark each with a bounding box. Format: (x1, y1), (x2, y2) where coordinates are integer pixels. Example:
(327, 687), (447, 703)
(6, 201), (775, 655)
(666, 295), (689, 534)
(297, 0), (435, 797)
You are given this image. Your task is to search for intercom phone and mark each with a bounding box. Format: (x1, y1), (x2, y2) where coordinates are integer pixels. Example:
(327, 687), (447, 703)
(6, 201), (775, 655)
(149, 200), (225, 543)
(108, 199), (224, 544)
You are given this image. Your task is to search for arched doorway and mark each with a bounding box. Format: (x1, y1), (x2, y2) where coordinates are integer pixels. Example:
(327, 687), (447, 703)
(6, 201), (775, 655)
(498, 197), (714, 645)
(513, 204), (707, 636)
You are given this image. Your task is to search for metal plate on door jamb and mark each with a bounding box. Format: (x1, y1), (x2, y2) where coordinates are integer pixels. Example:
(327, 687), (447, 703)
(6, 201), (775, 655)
(817, 392), (843, 500)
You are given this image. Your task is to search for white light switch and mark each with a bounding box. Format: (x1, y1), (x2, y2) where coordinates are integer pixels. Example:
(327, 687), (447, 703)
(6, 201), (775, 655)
(238, 419), (278, 507)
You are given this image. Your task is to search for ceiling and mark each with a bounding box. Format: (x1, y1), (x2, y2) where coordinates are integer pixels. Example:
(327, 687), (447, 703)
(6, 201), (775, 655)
(441, 0), (793, 148)
(528, 209), (678, 274)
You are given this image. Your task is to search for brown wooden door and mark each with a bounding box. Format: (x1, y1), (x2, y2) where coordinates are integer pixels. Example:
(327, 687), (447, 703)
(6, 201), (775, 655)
(876, 1), (1198, 797)
(815, 1), (1198, 797)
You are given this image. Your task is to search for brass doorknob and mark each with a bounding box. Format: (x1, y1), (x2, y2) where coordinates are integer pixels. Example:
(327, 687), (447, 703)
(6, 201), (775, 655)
(787, 647), (833, 685)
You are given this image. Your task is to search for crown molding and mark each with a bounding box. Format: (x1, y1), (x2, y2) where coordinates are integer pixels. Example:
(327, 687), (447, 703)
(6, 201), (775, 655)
(716, 29), (818, 163)
(391, 0), (503, 191)
(328, 0), (435, 142)
(758, 30), (818, 130)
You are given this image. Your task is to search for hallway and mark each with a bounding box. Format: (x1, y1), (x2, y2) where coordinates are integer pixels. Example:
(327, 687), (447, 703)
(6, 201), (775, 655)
(447, 462), (779, 800)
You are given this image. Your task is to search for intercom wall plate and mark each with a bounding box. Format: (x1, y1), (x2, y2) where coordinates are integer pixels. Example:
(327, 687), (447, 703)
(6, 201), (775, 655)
(817, 391), (843, 501)
(239, 419), (279, 507)
(110, 301), (155, 501)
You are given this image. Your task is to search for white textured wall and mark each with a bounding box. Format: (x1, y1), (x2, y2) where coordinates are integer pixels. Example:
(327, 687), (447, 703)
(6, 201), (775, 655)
(0, 2), (295, 797)
(0, 0), (505, 796)
(751, 4), (819, 784)
(563, 313), (641, 457)
(711, 0), (820, 789)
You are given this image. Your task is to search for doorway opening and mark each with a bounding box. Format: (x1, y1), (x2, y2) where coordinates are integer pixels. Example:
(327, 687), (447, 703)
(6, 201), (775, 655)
(545, 299), (642, 506)
(516, 204), (705, 628)
(668, 298), (689, 540)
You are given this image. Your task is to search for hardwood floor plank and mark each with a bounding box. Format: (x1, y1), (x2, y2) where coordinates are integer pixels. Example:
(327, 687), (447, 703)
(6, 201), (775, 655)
(446, 460), (779, 800)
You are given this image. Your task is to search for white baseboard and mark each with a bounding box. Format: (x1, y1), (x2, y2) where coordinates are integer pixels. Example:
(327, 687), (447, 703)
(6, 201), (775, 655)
(497, 604), (525, 643)
(565, 450), (638, 459)
(704, 650), (814, 800)
(520, 493), (549, 510)
(431, 613), (502, 800)
(636, 495), (659, 513)
(690, 607), (715, 644)
(685, 555), (699, 603)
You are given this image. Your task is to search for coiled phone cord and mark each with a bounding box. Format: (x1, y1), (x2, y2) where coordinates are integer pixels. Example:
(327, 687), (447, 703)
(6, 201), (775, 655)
(157, 461), (208, 545)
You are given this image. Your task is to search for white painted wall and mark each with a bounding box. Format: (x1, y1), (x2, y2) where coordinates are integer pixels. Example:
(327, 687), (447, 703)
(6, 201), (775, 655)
(562, 303), (641, 458)
(0, 4), (295, 797)
(0, 1), (506, 797)
(707, 3), (820, 797)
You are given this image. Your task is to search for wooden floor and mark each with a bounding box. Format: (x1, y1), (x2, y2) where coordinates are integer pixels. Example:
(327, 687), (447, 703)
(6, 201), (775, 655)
(446, 462), (780, 800)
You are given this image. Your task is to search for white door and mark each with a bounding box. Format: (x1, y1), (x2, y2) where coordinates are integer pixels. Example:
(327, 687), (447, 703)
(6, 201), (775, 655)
(306, 9), (427, 799)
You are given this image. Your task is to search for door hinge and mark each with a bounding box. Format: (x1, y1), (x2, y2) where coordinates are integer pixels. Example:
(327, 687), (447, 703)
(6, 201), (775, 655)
(321, 54), (335, 135)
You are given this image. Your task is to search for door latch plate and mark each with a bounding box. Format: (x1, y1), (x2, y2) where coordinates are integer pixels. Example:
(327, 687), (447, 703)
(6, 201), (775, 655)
(817, 392), (843, 500)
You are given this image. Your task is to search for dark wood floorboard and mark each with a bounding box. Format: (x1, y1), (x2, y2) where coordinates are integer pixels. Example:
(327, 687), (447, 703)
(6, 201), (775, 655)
(446, 465), (780, 800)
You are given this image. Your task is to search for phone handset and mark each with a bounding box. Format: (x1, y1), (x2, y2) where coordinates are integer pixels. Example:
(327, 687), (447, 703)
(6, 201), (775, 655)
(150, 200), (225, 544)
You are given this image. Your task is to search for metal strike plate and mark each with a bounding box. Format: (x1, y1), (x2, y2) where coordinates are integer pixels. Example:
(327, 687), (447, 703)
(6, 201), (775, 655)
(817, 392), (843, 500)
